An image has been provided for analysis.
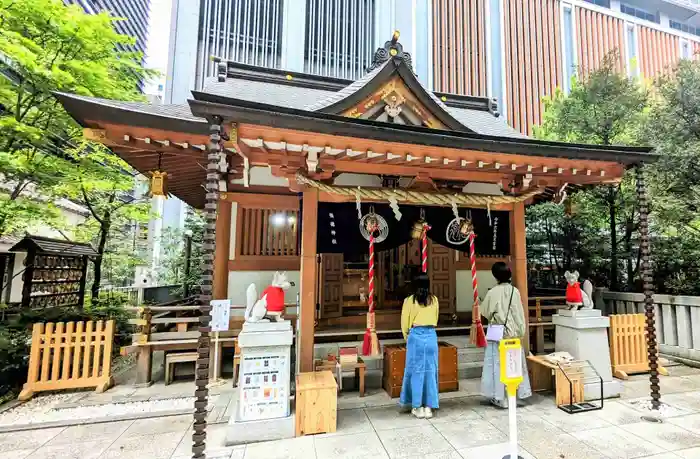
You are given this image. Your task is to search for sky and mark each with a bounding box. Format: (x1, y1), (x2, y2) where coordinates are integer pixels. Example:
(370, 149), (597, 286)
(144, 0), (173, 95)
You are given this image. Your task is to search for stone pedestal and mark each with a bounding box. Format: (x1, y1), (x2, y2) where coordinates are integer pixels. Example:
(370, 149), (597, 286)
(226, 320), (295, 445)
(552, 309), (620, 400)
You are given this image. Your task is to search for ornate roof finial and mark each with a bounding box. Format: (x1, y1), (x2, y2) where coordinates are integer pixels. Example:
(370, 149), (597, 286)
(366, 30), (413, 73)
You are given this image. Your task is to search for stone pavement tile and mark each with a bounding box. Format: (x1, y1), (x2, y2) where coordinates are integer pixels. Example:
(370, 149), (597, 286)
(460, 397), (510, 421)
(457, 442), (536, 459)
(361, 390), (395, 408)
(520, 432), (610, 459)
(428, 399), (482, 425)
(123, 414), (192, 437)
(30, 439), (108, 459)
(434, 418), (506, 450)
(0, 427), (64, 452)
(664, 393), (700, 413)
(315, 408), (373, 437)
(0, 449), (34, 459)
(489, 411), (565, 438)
(314, 431), (389, 459)
(536, 405), (613, 433)
(403, 450), (463, 459)
(377, 425), (454, 458)
(573, 425), (665, 458)
(621, 422), (700, 451)
(457, 379), (481, 396)
(243, 436), (315, 459)
(99, 431), (184, 459)
(668, 366), (700, 377)
(46, 420), (133, 445)
(592, 401), (648, 425)
(644, 454), (682, 459)
(172, 424), (241, 457)
(667, 377), (700, 394)
(621, 379), (656, 399)
(676, 446), (700, 458)
(669, 414), (700, 435)
(365, 405), (425, 431)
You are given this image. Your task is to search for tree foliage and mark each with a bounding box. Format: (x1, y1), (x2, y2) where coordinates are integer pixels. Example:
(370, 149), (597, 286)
(533, 53), (648, 291)
(0, 0), (156, 295)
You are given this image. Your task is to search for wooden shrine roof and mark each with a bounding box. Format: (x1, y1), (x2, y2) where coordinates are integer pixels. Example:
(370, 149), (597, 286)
(54, 34), (654, 209)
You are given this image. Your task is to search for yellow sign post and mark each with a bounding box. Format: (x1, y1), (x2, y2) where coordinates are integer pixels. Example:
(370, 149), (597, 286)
(499, 338), (524, 459)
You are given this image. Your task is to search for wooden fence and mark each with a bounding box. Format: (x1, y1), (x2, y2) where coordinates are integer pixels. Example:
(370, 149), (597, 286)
(608, 314), (667, 379)
(19, 320), (115, 401)
(599, 290), (700, 365)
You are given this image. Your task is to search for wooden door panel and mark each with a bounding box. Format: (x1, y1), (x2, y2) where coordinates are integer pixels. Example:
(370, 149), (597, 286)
(320, 253), (343, 318)
(428, 241), (456, 315)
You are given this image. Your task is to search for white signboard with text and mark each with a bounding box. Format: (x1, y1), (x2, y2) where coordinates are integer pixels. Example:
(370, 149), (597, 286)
(210, 299), (231, 332)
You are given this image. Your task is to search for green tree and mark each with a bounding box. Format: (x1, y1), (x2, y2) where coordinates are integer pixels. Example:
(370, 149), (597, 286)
(155, 211), (204, 296)
(0, 0), (153, 237)
(56, 143), (150, 297)
(534, 52), (648, 290)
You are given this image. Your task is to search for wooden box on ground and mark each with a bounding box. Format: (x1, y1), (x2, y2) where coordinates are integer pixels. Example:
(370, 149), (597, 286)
(527, 355), (584, 407)
(382, 342), (459, 398)
(295, 371), (337, 436)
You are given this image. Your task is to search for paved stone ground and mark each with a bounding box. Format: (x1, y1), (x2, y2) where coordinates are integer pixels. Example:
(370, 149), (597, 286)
(5, 365), (700, 458)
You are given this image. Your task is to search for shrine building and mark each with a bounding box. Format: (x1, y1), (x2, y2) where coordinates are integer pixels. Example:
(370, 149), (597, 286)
(56, 33), (653, 374)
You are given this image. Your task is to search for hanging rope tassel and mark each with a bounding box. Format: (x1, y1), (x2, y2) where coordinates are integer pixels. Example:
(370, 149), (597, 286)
(421, 223), (431, 273)
(363, 225), (380, 356)
(468, 233), (487, 348)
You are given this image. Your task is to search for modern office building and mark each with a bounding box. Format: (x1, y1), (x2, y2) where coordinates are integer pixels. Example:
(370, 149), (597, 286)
(166, 0), (700, 136)
(66, 0), (151, 62)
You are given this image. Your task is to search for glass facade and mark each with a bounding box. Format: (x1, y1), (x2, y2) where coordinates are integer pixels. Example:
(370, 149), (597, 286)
(621, 4), (659, 23)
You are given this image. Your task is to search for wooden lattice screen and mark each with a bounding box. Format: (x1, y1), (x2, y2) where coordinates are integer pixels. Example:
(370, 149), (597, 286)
(19, 320), (115, 400)
(233, 194), (301, 271)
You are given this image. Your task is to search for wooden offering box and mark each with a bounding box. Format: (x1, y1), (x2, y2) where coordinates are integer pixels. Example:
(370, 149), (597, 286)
(295, 371), (338, 436)
(382, 342), (459, 398)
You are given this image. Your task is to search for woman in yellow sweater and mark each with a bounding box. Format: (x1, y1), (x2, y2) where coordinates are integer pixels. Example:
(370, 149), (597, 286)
(399, 274), (440, 419)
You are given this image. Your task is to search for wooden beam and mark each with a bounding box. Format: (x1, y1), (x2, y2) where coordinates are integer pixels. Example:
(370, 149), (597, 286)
(510, 201), (529, 352)
(299, 189), (319, 373)
(316, 190), (515, 210)
(213, 200), (232, 299)
(228, 257), (301, 271)
(222, 192), (301, 209)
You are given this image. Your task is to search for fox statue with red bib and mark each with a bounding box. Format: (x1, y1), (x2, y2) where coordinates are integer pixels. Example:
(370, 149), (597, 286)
(564, 270), (594, 310)
(245, 272), (294, 322)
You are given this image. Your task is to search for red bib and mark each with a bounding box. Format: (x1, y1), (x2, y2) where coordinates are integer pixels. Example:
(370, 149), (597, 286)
(566, 282), (583, 305)
(263, 286), (286, 313)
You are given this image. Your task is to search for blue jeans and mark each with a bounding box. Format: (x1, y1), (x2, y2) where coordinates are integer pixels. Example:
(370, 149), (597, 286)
(399, 326), (439, 409)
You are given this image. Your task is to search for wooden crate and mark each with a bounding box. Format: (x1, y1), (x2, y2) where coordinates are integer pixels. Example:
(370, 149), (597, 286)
(382, 342), (459, 398)
(295, 371), (337, 436)
(527, 355), (584, 407)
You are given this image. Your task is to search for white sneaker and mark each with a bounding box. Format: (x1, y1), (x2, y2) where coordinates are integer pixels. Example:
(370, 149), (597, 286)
(411, 407), (425, 418)
(424, 407), (433, 419)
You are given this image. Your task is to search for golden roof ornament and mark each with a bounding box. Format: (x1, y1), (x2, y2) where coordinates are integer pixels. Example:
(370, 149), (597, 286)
(366, 30), (413, 72)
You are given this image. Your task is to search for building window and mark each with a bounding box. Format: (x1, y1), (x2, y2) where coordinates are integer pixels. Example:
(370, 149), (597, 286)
(303, 0), (376, 80)
(562, 4), (576, 94)
(621, 4), (658, 23)
(626, 23), (639, 77)
(583, 0), (610, 7)
(670, 20), (700, 37)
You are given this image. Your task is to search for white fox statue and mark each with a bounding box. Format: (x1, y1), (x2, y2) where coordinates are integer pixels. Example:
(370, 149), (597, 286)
(244, 272), (293, 322)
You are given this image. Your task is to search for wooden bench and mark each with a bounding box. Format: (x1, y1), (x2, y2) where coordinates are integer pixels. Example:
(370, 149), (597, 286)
(527, 355), (584, 407)
(165, 351), (198, 385)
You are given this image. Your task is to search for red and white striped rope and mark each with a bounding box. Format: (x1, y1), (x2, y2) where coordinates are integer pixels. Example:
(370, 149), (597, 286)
(368, 225), (376, 313)
(421, 223), (431, 273)
(469, 233), (479, 308)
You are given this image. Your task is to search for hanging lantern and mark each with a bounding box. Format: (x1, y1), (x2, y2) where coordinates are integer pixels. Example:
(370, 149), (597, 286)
(149, 153), (168, 198)
(149, 171), (168, 197)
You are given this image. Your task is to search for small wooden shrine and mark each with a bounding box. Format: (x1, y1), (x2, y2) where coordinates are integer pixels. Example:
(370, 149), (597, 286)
(9, 235), (96, 309)
(55, 32), (655, 457)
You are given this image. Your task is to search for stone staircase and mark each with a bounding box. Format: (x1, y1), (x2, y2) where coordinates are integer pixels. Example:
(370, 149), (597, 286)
(313, 334), (485, 390)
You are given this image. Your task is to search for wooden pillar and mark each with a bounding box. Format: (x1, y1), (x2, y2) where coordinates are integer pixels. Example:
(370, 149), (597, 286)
(213, 199), (232, 299)
(299, 189), (319, 373)
(510, 201), (529, 352)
